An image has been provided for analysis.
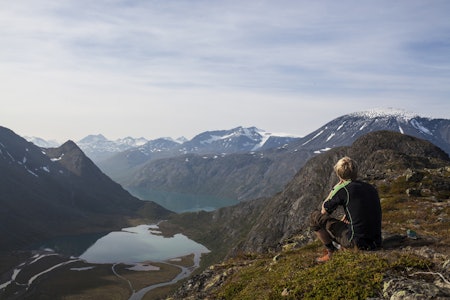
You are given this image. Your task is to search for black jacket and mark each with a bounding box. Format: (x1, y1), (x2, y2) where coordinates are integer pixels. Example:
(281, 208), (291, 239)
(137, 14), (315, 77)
(324, 180), (382, 249)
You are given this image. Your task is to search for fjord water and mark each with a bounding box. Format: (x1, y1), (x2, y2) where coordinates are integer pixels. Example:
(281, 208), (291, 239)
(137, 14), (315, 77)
(129, 188), (239, 213)
(38, 225), (209, 264)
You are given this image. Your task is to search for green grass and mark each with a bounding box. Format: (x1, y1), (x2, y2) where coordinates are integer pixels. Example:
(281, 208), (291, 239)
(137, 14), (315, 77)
(213, 248), (434, 300)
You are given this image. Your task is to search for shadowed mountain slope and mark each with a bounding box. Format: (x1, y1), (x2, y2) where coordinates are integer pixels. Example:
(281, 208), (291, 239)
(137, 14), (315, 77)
(0, 126), (171, 251)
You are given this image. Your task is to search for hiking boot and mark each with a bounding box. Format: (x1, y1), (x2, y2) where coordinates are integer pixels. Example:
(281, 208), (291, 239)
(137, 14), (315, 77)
(316, 248), (334, 262)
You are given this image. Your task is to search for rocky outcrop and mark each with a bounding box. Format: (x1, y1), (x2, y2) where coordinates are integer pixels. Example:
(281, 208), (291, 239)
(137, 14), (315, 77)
(237, 131), (450, 253)
(383, 251), (450, 300)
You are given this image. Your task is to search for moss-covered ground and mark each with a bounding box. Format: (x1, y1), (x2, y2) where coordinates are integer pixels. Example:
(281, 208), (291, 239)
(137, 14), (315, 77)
(201, 166), (450, 299)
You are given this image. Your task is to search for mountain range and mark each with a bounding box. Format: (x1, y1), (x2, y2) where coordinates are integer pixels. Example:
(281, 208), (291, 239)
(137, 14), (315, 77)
(98, 109), (450, 209)
(0, 126), (171, 251)
(76, 134), (151, 162)
(24, 109), (450, 212)
(80, 127), (299, 168)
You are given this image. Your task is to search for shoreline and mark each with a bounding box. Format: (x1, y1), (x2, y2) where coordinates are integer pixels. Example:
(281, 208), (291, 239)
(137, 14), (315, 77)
(1, 243), (208, 300)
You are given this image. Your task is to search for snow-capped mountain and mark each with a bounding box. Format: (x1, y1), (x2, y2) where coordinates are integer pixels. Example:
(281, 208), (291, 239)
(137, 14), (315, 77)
(76, 134), (150, 162)
(179, 126), (300, 154)
(24, 136), (60, 148)
(117, 109), (450, 206)
(27, 128), (299, 164)
(293, 108), (450, 155)
(97, 126), (300, 183)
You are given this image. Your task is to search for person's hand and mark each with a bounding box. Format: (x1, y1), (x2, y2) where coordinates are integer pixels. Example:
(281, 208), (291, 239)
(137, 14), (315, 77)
(341, 215), (350, 224)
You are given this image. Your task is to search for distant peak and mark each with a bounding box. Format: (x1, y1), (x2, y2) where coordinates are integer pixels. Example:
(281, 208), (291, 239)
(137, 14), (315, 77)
(78, 134), (108, 143)
(351, 108), (419, 120)
(175, 136), (188, 144)
(60, 140), (82, 151)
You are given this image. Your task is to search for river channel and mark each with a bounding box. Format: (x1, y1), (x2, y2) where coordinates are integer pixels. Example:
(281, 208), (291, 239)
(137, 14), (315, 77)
(1, 224), (209, 299)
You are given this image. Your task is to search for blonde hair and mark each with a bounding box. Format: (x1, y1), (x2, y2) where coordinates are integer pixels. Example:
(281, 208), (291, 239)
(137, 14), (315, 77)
(334, 156), (358, 180)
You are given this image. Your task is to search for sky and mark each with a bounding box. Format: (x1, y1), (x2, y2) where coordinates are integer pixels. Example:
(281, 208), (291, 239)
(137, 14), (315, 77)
(1, 0), (449, 142)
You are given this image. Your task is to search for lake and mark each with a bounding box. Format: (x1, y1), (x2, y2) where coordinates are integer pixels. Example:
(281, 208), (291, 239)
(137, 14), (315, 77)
(38, 224), (210, 264)
(128, 188), (239, 213)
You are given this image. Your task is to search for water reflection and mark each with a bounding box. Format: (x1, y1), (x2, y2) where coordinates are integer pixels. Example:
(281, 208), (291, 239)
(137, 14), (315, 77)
(79, 225), (209, 264)
(35, 225), (209, 265)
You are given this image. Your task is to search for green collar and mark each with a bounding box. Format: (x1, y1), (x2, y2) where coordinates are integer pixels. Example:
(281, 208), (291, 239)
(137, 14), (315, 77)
(326, 180), (351, 200)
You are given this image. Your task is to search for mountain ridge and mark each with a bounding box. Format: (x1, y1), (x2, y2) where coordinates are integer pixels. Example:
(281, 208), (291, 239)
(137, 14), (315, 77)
(22, 109), (450, 213)
(0, 126), (172, 251)
(116, 111), (450, 210)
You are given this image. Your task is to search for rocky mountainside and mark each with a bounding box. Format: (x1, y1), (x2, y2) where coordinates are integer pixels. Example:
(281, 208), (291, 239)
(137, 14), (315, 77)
(239, 130), (450, 253)
(125, 149), (314, 202)
(164, 130), (450, 299)
(0, 126), (171, 251)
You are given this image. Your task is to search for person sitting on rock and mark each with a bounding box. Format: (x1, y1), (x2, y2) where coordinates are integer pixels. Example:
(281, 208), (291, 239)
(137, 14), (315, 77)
(310, 156), (382, 262)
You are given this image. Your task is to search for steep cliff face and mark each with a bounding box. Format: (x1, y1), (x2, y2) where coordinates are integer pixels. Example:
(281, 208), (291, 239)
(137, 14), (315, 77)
(239, 131), (450, 253)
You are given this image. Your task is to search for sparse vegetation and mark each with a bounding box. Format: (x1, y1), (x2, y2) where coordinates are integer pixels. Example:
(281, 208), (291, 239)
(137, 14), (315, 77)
(213, 249), (434, 300)
(172, 165), (450, 299)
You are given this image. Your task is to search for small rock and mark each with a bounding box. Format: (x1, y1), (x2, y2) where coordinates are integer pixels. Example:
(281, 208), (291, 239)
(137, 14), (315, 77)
(383, 277), (443, 299)
(407, 229), (418, 240)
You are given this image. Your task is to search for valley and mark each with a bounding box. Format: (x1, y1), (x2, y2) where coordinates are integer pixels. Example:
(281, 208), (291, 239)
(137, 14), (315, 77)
(0, 224), (210, 300)
(0, 250), (201, 300)
(1, 109), (449, 299)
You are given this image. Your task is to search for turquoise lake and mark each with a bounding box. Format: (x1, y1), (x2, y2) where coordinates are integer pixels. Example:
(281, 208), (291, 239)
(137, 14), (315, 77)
(128, 188), (239, 213)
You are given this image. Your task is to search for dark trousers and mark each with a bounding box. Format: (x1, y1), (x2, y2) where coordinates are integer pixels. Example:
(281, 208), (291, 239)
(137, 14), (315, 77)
(310, 210), (354, 249)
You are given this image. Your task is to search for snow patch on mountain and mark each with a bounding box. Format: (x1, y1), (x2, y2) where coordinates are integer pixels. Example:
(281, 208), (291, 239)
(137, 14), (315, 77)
(116, 137), (148, 147)
(326, 133), (335, 142)
(25, 136), (60, 148)
(352, 108), (419, 121)
(314, 147), (332, 154)
(302, 130), (324, 146)
(410, 119), (432, 135)
(337, 122), (346, 131)
(201, 134), (230, 145)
